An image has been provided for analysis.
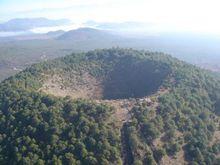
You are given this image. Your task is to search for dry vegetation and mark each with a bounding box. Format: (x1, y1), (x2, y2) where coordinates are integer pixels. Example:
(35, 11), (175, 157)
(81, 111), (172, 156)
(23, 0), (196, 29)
(40, 72), (103, 99)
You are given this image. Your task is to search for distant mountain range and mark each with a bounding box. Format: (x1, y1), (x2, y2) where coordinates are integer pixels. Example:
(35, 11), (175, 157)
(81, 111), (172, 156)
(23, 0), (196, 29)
(57, 27), (119, 41)
(0, 19), (153, 34)
(0, 18), (71, 32)
(0, 28), (118, 41)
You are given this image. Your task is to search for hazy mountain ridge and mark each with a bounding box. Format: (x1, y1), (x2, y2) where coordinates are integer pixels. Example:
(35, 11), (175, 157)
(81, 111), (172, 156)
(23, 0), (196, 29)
(0, 18), (71, 32)
(57, 27), (119, 40)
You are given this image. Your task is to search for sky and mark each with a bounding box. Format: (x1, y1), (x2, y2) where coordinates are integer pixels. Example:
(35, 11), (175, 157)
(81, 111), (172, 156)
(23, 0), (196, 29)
(1, 0), (220, 34)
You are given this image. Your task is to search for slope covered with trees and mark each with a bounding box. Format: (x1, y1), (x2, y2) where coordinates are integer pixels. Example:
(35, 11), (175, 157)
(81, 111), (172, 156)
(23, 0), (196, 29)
(0, 48), (220, 164)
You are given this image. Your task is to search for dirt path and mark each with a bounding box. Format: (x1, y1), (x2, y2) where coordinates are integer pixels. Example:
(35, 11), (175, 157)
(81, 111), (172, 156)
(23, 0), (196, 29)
(98, 99), (135, 126)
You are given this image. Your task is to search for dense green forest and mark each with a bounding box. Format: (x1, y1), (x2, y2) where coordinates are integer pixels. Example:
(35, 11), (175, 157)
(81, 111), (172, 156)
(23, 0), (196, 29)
(0, 48), (220, 164)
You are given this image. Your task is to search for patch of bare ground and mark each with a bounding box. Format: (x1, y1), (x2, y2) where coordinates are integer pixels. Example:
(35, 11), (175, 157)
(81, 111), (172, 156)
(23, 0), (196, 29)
(152, 130), (186, 165)
(95, 99), (134, 127)
(210, 130), (220, 147)
(160, 130), (183, 146)
(161, 149), (186, 165)
(152, 133), (165, 149)
(209, 117), (220, 147)
(39, 72), (103, 99)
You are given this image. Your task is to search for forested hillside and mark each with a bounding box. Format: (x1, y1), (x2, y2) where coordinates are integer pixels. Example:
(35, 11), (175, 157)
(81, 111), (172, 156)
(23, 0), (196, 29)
(0, 48), (220, 164)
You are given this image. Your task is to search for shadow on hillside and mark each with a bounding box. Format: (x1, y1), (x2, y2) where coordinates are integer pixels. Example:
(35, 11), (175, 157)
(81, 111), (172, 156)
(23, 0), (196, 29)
(103, 57), (171, 99)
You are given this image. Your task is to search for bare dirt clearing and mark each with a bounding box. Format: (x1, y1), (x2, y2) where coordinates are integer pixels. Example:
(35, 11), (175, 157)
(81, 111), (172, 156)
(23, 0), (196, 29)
(40, 73), (103, 99)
